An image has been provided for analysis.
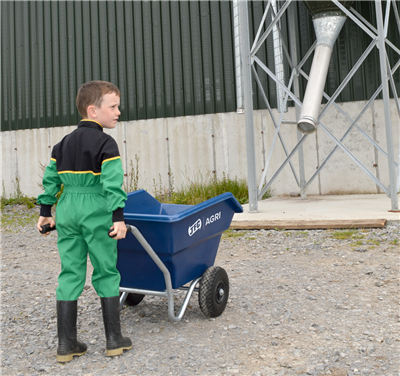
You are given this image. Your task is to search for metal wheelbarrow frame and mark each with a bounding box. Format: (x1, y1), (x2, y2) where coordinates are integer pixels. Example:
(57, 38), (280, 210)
(117, 191), (243, 322)
(119, 224), (202, 322)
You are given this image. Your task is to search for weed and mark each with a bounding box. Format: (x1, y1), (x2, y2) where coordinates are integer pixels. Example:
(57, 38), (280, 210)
(297, 231), (309, 237)
(124, 155), (141, 193)
(331, 229), (358, 240)
(14, 176), (23, 198)
(1, 196), (36, 210)
(168, 166), (175, 197)
(1, 210), (38, 232)
(222, 229), (246, 239)
(153, 173), (173, 202)
(154, 170), (270, 206)
(348, 233), (366, 247)
(37, 161), (47, 191)
(390, 239), (398, 245)
(1, 178), (36, 211)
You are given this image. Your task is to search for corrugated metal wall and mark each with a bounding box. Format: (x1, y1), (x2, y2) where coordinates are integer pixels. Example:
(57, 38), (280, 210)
(1, 1), (237, 131)
(1, 1), (399, 131)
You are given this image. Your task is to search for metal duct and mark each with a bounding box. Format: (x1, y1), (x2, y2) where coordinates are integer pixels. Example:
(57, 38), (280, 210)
(272, 0), (287, 113)
(297, 1), (353, 134)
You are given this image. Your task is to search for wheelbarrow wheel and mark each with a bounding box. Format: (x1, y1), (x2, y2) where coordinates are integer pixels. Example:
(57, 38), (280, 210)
(121, 293), (145, 306)
(199, 266), (229, 318)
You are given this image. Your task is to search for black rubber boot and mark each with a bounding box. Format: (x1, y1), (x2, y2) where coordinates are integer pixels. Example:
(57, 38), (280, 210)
(101, 296), (132, 356)
(56, 300), (87, 362)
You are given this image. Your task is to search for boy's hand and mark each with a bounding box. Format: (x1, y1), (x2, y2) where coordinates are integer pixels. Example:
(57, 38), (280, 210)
(37, 216), (56, 235)
(109, 221), (127, 240)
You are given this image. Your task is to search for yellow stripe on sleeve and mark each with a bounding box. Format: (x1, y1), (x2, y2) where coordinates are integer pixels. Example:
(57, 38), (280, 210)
(101, 156), (121, 165)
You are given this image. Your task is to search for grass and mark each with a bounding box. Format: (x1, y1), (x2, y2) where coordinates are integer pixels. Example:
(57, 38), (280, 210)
(1, 209), (38, 232)
(330, 229), (358, 240)
(153, 171), (271, 206)
(1, 196), (36, 210)
(1, 179), (36, 211)
(123, 156), (272, 205)
(1, 178), (38, 232)
(2, 167), (272, 235)
(222, 229), (246, 239)
(1, 177), (50, 233)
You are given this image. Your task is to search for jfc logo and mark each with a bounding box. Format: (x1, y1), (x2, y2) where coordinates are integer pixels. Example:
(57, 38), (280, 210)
(188, 219), (202, 237)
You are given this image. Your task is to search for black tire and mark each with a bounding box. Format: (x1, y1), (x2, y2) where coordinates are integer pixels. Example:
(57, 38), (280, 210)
(198, 266), (229, 318)
(121, 293), (145, 306)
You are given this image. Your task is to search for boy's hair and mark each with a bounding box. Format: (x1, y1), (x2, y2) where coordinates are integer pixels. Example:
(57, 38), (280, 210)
(76, 81), (121, 118)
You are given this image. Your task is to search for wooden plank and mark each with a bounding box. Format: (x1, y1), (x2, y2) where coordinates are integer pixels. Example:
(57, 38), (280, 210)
(230, 219), (387, 230)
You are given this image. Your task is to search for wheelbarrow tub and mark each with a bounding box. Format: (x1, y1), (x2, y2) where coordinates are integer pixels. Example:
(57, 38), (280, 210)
(117, 190), (243, 291)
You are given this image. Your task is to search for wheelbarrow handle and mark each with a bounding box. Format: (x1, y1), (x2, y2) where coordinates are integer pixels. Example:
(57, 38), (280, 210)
(39, 224), (56, 234)
(108, 224), (133, 238)
(40, 223), (132, 236)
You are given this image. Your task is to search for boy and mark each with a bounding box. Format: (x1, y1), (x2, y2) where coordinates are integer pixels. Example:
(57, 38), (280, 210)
(37, 81), (132, 362)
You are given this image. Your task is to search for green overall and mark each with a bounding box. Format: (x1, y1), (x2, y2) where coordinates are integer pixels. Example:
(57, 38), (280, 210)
(38, 120), (127, 300)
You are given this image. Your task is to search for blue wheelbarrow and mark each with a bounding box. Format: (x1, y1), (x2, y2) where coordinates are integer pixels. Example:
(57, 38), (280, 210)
(116, 190), (243, 322)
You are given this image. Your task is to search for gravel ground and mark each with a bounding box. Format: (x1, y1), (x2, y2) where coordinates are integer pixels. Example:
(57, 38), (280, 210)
(1, 205), (399, 376)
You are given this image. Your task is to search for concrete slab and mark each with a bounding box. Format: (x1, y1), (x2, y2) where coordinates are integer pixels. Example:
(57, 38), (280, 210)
(232, 194), (400, 229)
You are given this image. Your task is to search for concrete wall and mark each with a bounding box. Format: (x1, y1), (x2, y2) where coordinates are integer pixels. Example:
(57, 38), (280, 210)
(1, 99), (399, 199)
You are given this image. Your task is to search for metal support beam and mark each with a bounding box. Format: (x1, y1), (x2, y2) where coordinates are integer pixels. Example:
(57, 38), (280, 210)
(287, 2), (307, 199)
(238, 0), (398, 209)
(375, 0), (398, 210)
(238, 0), (258, 212)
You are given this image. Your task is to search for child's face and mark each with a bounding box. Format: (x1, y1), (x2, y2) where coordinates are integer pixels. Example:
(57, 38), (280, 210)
(91, 92), (121, 129)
